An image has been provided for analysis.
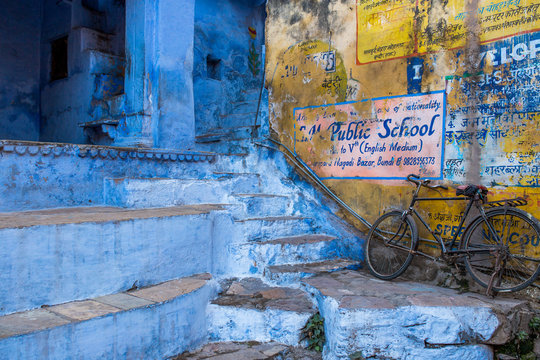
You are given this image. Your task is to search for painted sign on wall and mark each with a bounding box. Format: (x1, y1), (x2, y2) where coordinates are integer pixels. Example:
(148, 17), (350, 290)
(294, 92), (445, 179)
(266, 0), (539, 233)
(357, 0), (540, 64)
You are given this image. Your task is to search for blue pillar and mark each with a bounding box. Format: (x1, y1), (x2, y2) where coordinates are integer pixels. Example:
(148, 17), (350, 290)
(115, 0), (154, 148)
(155, 0), (196, 149)
(117, 0), (195, 149)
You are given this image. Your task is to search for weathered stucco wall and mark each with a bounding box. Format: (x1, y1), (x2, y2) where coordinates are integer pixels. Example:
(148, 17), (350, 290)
(266, 0), (540, 247)
(194, 0), (266, 138)
(0, 0), (41, 141)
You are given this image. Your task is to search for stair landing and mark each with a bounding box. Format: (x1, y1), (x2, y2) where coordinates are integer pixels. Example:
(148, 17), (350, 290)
(304, 270), (534, 360)
(0, 204), (223, 229)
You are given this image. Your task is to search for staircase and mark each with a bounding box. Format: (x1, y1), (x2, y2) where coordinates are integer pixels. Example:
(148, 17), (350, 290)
(0, 141), (532, 359)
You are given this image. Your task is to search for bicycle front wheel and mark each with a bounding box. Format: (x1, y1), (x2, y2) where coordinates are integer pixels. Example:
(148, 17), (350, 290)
(463, 208), (540, 292)
(366, 211), (418, 280)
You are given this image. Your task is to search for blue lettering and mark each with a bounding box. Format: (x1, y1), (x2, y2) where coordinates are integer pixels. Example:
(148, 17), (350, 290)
(378, 119), (392, 139)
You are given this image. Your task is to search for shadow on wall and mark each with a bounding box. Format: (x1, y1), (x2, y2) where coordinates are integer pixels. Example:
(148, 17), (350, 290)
(193, 0), (267, 139)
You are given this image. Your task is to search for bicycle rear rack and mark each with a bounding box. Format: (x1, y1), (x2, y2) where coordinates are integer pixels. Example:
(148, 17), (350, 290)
(485, 197), (528, 208)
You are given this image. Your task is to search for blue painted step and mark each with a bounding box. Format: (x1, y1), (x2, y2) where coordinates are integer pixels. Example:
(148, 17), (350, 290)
(237, 234), (341, 269)
(104, 173), (260, 208)
(233, 216), (317, 242)
(265, 259), (361, 286)
(0, 274), (215, 360)
(232, 193), (292, 217)
(207, 278), (315, 345)
(0, 205), (223, 316)
(302, 271), (523, 360)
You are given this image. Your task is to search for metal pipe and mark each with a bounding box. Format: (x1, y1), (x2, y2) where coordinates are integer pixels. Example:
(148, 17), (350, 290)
(253, 137), (372, 230)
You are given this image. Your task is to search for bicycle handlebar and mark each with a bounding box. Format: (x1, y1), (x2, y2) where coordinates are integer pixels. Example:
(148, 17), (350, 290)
(406, 174), (448, 191)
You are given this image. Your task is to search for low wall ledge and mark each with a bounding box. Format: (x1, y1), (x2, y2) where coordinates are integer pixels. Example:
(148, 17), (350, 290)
(0, 140), (216, 163)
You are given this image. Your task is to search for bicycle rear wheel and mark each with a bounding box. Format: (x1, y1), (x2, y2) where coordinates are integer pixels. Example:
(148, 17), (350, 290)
(463, 208), (540, 292)
(366, 211), (418, 280)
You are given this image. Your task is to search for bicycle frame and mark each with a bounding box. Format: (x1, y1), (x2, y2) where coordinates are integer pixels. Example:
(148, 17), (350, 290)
(404, 182), (500, 260)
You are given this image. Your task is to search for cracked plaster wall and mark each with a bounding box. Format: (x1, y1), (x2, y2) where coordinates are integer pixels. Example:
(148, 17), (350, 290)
(265, 0), (540, 257)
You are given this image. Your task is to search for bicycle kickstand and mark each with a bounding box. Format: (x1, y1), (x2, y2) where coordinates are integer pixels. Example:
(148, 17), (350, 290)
(485, 254), (503, 298)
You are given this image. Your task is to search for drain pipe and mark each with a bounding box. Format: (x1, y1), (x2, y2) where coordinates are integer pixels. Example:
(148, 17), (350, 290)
(252, 44), (266, 140)
(253, 137), (372, 230)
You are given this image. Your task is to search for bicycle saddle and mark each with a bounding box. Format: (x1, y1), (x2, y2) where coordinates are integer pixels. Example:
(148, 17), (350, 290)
(456, 184), (488, 197)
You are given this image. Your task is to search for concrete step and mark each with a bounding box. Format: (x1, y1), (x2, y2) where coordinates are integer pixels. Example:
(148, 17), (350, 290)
(240, 234), (342, 270)
(0, 274), (215, 359)
(234, 216), (317, 242)
(173, 341), (322, 360)
(207, 278), (316, 345)
(104, 173), (260, 208)
(0, 205), (223, 315)
(232, 193), (292, 217)
(303, 270), (534, 360)
(86, 49), (125, 76)
(72, 27), (115, 56)
(228, 234), (342, 277)
(266, 259), (360, 286)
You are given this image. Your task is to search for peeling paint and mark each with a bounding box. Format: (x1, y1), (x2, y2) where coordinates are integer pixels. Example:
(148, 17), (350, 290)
(266, 0), (540, 255)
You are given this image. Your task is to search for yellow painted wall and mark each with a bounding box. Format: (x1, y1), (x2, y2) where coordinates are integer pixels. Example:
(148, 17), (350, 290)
(265, 0), (540, 251)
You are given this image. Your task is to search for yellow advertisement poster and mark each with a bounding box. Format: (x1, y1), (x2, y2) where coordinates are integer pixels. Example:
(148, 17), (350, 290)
(357, 0), (540, 64)
(356, 0), (416, 64)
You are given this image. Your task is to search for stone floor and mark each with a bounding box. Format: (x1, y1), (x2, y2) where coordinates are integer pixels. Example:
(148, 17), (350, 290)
(172, 342), (322, 360)
(0, 204), (224, 229)
(212, 278), (315, 313)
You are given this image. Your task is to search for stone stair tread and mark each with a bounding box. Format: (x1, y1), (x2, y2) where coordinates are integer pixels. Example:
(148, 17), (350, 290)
(213, 171), (259, 176)
(233, 193), (288, 198)
(302, 270), (533, 358)
(211, 278), (315, 313)
(235, 216), (308, 223)
(0, 273), (211, 340)
(268, 259), (359, 274)
(78, 118), (120, 128)
(0, 205), (224, 229)
(173, 341), (322, 360)
(304, 270), (529, 310)
(259, 234), (336, 245)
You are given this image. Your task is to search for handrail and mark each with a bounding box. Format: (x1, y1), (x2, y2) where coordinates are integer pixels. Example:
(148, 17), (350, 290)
(252, 136), (372, 230)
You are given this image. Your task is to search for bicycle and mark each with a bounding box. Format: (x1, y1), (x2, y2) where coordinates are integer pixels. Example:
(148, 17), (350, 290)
(365, 174), (540, 295)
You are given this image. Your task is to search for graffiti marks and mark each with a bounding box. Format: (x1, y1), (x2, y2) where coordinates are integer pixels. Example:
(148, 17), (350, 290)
(305, 50), (336, 73)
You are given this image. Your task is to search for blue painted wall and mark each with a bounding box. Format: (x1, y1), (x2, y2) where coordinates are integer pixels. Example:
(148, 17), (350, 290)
(40, 0), (126, 145)
(194, 0), (266, 137)
(155, 0), (196, 149)
(0, 0), (41, 141)
(0, 141), (215, 212)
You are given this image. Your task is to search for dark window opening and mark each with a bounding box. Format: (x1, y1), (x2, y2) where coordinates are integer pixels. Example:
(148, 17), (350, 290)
(206, 55), (221, 80)
(50, 36), (68, 82)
